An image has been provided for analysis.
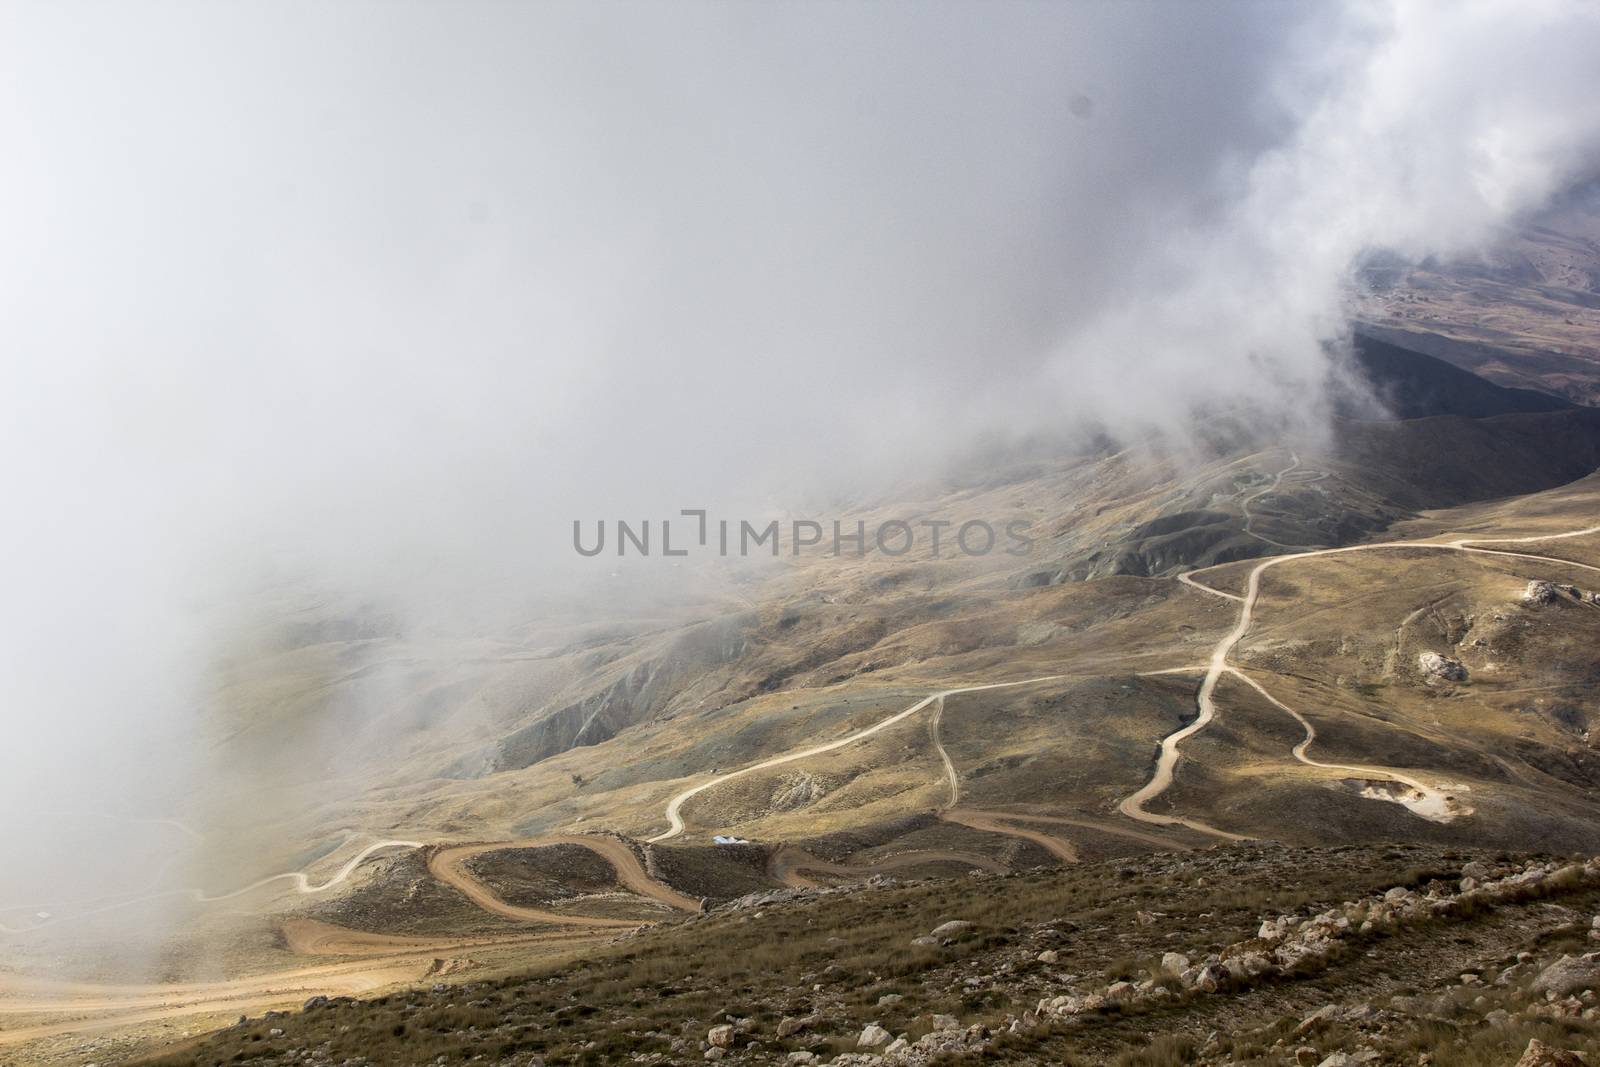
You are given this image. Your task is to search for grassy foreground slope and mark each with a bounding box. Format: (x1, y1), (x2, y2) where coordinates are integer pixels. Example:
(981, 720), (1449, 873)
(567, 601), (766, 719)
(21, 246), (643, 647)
(135, 843), (1600, 1067)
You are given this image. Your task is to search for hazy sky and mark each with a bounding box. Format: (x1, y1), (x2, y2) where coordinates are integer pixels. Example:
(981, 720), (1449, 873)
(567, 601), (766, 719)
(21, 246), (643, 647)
(3, 0), (1600, 889)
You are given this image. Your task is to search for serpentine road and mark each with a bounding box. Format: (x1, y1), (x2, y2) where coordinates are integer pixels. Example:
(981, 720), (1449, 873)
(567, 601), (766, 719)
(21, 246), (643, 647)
(651, 656), (1189, 859)
(767, 844), (1009, 889)
(427, 835), (700, 921)
(2, 832), (699, 937)
(0, 835), (700, 1046)
(0, 839), (424, 935)
(1119, 520), (1600, 836)
(647, 675), (1072, 842)
(644, 502), (1600, 847)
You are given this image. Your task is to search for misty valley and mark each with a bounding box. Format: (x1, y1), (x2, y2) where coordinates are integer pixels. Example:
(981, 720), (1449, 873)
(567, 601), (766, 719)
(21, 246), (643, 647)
(5, 4), (1600, 1067)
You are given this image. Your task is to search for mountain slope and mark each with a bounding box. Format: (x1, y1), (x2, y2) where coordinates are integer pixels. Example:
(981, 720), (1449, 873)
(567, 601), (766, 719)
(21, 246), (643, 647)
(1354, 181), (1600, 405)
(1343, 333), (1574, 419)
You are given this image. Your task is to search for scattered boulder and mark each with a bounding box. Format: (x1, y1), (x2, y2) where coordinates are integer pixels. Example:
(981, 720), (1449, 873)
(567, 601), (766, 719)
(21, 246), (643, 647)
(1036, 949), (1060, 964)
(1531, 954), (1600, 997)
(930, 1014), (960, 1031)
(1525, 580), (1564, 605)
(1514, 1039), (1587, 1066)
(1417, 651), (1468, 683)
(1236, 952), (1273, 978)
(1162, 951), (1191, 974)
(1192, 963), (1226, 993)
(707, 1023), (735, 1049)
(858, 1023), (892, 1048)
(1296, 1004), (1342, 1035)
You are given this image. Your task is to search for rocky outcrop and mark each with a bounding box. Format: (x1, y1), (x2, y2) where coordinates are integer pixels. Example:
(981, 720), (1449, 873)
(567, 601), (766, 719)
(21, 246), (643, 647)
(688, 854), (1600, 1067)
(856, 1024), (891, 1049)
(1531, 954), (1600, 997)
(770, 772), (827, 811)
(1524, 579), (1600, 606)
(830, 857), (1600, 1067)
(775, 1014), (817, 1039)
(1514, 1039), (1588, 1066)
(928, 920), (973, 938)
(1417, 651), (1468, 682)
(445, 613), (759, 778)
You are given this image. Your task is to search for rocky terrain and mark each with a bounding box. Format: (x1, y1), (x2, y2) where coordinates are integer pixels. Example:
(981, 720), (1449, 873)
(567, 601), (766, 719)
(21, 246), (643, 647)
(134, 844), (1600, 1067)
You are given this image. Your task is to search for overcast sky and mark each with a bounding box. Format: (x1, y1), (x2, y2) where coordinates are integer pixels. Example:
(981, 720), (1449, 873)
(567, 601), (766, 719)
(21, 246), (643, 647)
(3, 0), (1600, 902)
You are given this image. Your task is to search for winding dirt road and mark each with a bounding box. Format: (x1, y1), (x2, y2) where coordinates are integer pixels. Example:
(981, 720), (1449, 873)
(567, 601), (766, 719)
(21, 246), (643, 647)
(199, 841), (427, 902)
(767, 844), (1007, 889)
(1239, 452), (1313, 550)
(0, 839), (425, 935)
(924, 692), (1085, 860)
(0, 960), (427, 1048)
(754, 690), (1083, 888)
(0, 832), (704, 1049)
(938, 810), (1079, 862)
(928, 695), (961, 809)
(7, 827), (702, 938)
(0, 920), (619, 1049)
(281, 918), (564, 956)
(1224, 667), (1463, 821)
(648, 617), (1225, 863)
(648, 675), (1073, 842)
(1178, 570), (1242, 602)
(427, 835), (700, 922)
(1119, 522), (1600, 836)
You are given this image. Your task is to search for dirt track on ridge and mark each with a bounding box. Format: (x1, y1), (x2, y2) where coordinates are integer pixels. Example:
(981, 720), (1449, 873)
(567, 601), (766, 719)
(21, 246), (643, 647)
(427, 835), (701, 922)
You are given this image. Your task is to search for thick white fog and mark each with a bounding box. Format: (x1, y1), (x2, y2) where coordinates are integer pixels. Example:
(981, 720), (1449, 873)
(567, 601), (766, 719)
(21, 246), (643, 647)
(3, 0), (1600, 913)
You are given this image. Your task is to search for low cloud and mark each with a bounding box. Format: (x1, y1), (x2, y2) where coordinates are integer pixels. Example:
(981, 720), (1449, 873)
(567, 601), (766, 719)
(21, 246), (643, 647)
(2, 0), (1599, 937)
